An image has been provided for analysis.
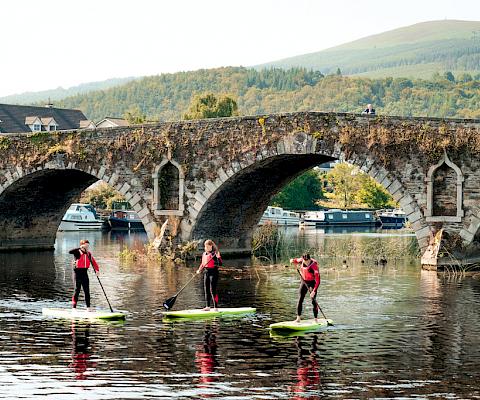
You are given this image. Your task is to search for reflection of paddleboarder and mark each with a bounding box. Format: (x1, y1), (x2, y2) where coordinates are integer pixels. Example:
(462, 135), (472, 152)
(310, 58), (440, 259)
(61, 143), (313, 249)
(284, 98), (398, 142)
(290, 254), (321, 323)
(291, 335), (321, 399)
(195, 323), (218, 395)
(69, 322), (96, 380)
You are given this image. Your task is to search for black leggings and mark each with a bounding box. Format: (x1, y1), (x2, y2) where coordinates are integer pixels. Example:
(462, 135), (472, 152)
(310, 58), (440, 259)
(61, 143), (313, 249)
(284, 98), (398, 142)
(204, 268), (219, 308)
(73, 269), (91, 308)
(297, 280), (318, 318)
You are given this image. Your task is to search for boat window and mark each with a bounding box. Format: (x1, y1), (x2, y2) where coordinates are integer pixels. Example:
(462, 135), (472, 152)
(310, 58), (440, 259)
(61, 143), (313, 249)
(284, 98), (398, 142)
(342, 214), (347, 219)
(68, 205), (76, 211)
(328, 214), (333, 219)
(365, 214), (371, 218)
(69, 215), (82, 220)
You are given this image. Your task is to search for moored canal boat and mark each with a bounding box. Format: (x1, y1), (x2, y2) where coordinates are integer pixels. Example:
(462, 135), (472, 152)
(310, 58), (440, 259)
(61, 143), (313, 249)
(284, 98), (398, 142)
(58, 203), (106, 231)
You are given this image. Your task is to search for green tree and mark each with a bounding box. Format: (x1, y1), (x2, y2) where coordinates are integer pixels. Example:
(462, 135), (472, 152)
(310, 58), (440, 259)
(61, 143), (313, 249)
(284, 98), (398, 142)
(356, 179), (394, 208)
(323, 163), (361, 208)
(336, 68), (342, 76)
(124, 106), (147, 124)
(80, 182), (125, 210)
(183, 93), (238, 120)
(270, 170), (323, 210)
(444, 71), (455, 82)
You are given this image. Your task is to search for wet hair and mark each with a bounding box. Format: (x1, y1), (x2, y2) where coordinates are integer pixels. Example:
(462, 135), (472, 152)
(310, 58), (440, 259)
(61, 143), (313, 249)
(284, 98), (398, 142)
(80, 239), (90, 245)
(204, 239), (218, 253)
(302, 253), (311, 260)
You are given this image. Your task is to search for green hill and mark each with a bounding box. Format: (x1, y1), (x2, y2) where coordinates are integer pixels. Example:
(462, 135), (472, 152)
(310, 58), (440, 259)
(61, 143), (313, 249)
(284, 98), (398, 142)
(0, 77), (138, 105)
(54, 66), (480, 121)
(257, 20), (480, 78)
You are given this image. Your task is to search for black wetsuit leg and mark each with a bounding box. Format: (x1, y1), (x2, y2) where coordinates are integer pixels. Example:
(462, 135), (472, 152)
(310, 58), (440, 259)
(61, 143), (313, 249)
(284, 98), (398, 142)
(73, 269), (91, 308)
(297, 280), (317, 317)
(204, 268), (219, 308)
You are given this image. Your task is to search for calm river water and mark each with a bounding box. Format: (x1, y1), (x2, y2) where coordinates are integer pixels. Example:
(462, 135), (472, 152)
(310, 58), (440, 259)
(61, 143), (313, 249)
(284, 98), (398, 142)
(0, 229), (479, 399)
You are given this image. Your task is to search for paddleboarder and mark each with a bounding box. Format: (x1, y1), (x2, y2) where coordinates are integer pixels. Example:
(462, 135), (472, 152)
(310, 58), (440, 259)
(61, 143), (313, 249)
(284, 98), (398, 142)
(196, 239), (222, 311)
(69, 239), (100, 311)
(290, 254), (320, 323)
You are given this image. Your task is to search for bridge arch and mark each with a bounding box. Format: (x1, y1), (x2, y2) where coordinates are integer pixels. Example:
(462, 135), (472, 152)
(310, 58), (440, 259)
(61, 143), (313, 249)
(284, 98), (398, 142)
(0, 162), (154, 251)
(184, 133), (429, 254)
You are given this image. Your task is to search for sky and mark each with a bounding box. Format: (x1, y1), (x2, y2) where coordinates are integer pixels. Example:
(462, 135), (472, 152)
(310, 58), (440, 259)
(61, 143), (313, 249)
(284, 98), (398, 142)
(1, 0), (480, 97)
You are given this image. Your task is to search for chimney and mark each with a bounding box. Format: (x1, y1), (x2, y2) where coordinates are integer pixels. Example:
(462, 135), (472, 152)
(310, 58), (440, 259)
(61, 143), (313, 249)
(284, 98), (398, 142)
(45, 97), (54, 108)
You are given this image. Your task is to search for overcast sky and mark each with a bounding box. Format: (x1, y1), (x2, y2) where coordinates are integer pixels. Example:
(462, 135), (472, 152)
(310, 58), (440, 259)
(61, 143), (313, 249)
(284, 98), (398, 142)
(1, 0), (479, 97)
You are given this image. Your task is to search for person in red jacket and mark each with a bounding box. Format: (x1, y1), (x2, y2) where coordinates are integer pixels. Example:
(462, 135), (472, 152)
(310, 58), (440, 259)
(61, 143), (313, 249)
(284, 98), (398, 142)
(196, 239), (222, 311)
(290, 253), (320, 323)
(69, 239), (99, 311)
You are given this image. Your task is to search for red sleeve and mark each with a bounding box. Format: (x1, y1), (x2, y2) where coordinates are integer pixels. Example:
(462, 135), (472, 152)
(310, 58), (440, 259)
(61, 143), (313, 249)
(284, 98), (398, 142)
(90, 254), (99, 272)
(292, 257), (303, 264)
(313, 264), (320, 291)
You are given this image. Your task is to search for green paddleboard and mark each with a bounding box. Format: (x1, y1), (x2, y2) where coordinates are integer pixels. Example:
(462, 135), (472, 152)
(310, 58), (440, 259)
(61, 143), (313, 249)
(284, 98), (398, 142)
(269, 318), (333, 331)
(42, 308), (126, 321)
(162, 307), (256, 319)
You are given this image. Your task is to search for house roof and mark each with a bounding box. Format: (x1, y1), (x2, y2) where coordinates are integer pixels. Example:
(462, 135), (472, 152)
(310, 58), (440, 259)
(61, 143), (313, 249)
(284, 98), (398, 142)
(96, 117), (130, 127)
(0, 103), (87, 133)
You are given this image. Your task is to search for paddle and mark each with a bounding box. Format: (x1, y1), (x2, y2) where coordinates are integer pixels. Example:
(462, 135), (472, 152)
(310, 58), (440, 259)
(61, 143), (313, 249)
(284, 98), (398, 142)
(94, 272), (114, 313)
(163, 274), (197, 310)
(86, 252), (114, 313)
(296, 268), (333, 326)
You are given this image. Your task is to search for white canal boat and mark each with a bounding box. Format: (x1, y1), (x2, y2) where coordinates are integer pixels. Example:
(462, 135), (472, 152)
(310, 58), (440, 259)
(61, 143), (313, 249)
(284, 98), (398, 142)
(258, 206), (300, 226)
(58, 203), (105, 231)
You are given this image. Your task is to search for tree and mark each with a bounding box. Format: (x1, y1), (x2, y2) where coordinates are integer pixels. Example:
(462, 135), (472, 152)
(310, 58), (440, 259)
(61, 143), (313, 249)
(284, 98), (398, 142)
(336, 68), (342, 76)
(270, 170), (323, 210)
(124, 106), (147, 124)
(356, 179), (394, 208)
(323, 163), (361, 208)
(183, 93), (238, 120)
(80, 182), (125, 210)
(444, 71), (455, 82)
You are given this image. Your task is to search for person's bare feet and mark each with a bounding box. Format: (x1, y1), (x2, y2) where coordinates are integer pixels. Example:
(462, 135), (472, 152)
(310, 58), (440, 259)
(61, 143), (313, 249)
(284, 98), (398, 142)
(294, 316), (301, 323)
(213, 308), (218, 312)
(202, 307), (211, 311)
(314, 318), (319, 324)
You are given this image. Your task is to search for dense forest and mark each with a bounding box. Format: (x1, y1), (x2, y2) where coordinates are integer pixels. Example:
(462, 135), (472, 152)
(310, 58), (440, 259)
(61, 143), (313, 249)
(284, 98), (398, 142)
(56, 66), (480, 121)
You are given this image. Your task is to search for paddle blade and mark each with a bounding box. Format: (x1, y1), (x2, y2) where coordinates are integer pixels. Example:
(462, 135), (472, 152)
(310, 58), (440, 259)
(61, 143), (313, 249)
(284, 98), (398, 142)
(163, 296), (177, 310)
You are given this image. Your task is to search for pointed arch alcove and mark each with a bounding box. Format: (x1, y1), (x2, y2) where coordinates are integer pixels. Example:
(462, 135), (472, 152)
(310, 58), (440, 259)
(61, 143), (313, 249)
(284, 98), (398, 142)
(152, 158), (185, 216)
(425, 151), (464, 223)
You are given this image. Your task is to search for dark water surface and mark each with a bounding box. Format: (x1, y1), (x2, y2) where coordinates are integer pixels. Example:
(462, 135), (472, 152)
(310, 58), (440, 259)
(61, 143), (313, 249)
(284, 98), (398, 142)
(0, 230), (479, 399)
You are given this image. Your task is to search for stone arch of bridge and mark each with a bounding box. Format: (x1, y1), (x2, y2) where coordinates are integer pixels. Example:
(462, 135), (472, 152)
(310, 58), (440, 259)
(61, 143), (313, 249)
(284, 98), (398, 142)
(0, 163), (152, 251)
(185, 133), (429, 254)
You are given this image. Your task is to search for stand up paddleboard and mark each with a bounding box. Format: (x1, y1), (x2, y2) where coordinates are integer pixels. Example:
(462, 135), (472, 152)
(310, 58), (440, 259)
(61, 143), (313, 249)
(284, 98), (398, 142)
(42, 308), (126, 321)
(162, 307), (256, 319)
(269, 318), (333, 332)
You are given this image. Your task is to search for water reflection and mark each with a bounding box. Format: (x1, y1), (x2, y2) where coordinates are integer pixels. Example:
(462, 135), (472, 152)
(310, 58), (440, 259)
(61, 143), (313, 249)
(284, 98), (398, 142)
(69, 322), (96, 380)
(0, 231), (479, 399)
(195, 322), (219, 397)
(291, 335), (322, 400)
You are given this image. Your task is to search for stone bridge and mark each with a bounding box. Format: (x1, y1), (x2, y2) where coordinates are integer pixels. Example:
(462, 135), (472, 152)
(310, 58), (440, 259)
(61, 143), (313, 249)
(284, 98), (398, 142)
(1, 112), (480, 268)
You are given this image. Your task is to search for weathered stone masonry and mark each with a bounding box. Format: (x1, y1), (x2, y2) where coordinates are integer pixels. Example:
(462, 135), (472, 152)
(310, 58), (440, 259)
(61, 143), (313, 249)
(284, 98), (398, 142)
(0, 112), (479, 267)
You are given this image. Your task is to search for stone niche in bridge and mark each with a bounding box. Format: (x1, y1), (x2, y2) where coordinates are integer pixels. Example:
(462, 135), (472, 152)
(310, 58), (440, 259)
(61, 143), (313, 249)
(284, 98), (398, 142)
(425, 151), (464, 223)
(152, 157), (185, 216)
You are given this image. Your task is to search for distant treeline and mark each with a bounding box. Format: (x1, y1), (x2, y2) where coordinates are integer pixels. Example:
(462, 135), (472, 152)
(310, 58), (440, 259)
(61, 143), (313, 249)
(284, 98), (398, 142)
(56, 67), (480, 121)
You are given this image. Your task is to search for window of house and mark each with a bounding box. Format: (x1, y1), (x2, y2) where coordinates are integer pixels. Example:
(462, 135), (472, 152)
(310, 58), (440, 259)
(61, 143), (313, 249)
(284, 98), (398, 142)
(33, 124), (41, 131)
(49, 125), (57, 131)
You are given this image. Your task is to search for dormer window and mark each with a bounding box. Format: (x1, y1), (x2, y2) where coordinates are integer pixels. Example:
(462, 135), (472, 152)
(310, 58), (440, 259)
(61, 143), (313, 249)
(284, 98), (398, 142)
(48, 124), (57, 131)
(33, 124), (41, 131)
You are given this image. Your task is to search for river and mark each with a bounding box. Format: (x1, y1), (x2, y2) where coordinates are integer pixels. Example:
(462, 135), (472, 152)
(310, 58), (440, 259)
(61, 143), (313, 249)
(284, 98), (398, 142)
(0, 229), (479, 399)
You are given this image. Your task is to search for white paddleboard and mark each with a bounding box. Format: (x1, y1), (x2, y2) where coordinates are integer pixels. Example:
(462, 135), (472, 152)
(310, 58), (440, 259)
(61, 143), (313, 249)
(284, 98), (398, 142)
(162, 307), (256, 318)
(42, 308), (126, 321)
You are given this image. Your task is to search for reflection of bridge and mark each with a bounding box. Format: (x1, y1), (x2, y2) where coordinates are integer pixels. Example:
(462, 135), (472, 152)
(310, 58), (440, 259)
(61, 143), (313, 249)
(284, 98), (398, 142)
(1, 112), (479, 268)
